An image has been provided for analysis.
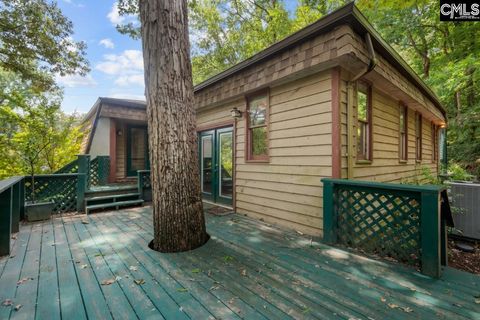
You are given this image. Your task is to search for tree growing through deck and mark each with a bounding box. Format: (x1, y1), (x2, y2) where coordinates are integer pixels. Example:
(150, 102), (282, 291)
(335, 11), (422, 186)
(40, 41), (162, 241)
(138, 0), (208, 252)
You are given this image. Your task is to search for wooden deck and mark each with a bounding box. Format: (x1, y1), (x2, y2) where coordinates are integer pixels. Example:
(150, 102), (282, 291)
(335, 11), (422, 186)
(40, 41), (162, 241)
(1, 206), (479, 320)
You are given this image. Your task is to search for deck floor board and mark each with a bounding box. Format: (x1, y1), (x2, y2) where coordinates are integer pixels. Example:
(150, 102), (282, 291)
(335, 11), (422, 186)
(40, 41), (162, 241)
(0, 205), (479, 320)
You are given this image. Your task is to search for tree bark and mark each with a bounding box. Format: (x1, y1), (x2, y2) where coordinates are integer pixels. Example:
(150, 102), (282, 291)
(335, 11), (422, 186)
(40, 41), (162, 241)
(139, 0), (208, 252)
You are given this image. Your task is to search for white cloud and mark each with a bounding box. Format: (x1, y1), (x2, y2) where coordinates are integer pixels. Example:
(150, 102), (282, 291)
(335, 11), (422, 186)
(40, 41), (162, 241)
(96, 50), (143, 75)
(55, 74), (97, 88)
(95, 50), (144, 88)
(107, 2), (124, 25)
(99, 38), (115, 49)
(115, 74), (144, 87)
(107, 2), (139, 27)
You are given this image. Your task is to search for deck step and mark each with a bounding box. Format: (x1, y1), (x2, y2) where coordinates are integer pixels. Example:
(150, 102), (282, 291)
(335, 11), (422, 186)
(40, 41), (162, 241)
(86, 199), (144, 215)
(86, 192), (140, 203)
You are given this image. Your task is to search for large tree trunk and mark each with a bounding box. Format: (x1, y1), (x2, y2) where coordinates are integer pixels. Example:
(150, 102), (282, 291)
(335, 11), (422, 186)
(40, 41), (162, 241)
(139, 0), (208, 252)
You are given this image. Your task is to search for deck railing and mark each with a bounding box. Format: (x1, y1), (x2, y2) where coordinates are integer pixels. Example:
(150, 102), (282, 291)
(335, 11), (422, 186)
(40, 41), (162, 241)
(89, 156), (110, 187)
(137, 170), (152, 201)
(322, 178), (447, 278)
(25, 173), (87, 213)
(0, 177), (25, 256)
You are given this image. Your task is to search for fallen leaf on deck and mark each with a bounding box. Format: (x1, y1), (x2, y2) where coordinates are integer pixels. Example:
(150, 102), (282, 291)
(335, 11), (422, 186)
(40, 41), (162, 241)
(129, 266), (138, 271)
(191, 268), (201, 273)
(222, 255), (234, 262)
(81, 220), (89, 224)
(101, 279), (116, 285)
(9, 255), (15, 259)
(115, 276), (122, 281)
(176, 288), (188, 292)
(2, 299), (12, 306)
(94, 253), (104, 257)
(209, 285), (220, 291)
(14, 304), (22, 311)
(16, 277), (33, 285)
(296, 230), (304, 235)
(475, 298), (480, 304)
(380, 297), (386, 303)
(11, 234), (17, 240)
(134, 279), (145, 285)
(80, 264), (88, 269)
(241, 269), (247, 276)
(401, 307), (413, 313)
(387, 303), (398, 309)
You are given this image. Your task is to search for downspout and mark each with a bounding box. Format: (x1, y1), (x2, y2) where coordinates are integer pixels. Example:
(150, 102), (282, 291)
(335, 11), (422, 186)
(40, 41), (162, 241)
(346, 33), (377, 179)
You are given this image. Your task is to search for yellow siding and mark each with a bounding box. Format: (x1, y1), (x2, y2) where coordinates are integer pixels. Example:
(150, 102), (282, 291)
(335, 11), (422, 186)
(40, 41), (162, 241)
(197, 71), (332, 236)
(345, 84), (438, 183)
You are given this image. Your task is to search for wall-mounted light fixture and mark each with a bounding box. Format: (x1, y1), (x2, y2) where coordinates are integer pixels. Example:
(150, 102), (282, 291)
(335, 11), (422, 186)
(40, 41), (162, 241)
(230, 107), (242, 119)
(117, 129), (123, 136)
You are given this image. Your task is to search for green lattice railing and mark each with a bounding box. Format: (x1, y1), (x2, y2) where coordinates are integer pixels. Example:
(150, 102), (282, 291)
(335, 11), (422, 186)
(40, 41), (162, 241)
(322, 178), (447, 278)
(25, 174), (86, 214)
(137, 170), (151, 201)
(89, 156), (110, 187)
(55, 159), (79, 174)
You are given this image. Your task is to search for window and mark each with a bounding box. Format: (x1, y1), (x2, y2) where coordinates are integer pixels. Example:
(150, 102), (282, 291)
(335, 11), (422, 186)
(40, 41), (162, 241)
(432, 122), (437, 163)
(246, 91), (269, 161)
(357, 82), (372, 161)
(399, 104), (408, 161)
(415, 112), (422, 161)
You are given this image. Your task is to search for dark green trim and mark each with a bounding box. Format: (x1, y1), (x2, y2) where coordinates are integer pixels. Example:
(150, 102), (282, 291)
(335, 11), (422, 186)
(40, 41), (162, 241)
(0, 187), (12, 256)
(198, 127), (233, 206)
(76, 173), (87, 213)
(126, 125), (149, 177)
(321, 178), (445, 193)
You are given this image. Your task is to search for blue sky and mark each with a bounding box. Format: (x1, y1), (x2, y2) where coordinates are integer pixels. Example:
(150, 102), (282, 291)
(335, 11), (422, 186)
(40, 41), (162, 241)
(57, 0), (143, 114)
(57, 0), (300, 114)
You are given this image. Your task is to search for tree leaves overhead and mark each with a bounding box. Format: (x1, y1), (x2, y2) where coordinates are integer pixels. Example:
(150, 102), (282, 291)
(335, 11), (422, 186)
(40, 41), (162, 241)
(0, 0), (89, 91)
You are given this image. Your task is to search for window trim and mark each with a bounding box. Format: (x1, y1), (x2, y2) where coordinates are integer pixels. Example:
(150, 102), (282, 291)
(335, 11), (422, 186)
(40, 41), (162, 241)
(245, 88), (270, 163)
(399, 103), (408, 162)
(432, 122), (438, 163)
(356, 81), (373, 162)
(415, 112), (422, 161)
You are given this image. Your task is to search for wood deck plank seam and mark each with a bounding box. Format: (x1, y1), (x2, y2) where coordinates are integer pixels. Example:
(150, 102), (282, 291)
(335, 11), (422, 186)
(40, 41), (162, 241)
(69, 217), (140, 319)
(62, 216), (114, 320)
(118, 211), (319, 320)
(95, 212), (269, 320)
(4, 224), (32, 320)
(78, 215), (178, 320)
(110, 213), (282, 320)
(94, 212), (229, 320)
(52, 216), (88, 319)
(211, 216), (479, 319)
(227, 216), (480, 301)
(82, 217), (191, 320)
(130, 211), (395, 320)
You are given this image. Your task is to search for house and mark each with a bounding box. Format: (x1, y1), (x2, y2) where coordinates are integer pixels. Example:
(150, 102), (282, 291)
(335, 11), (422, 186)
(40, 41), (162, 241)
(81, 3), (446, 236)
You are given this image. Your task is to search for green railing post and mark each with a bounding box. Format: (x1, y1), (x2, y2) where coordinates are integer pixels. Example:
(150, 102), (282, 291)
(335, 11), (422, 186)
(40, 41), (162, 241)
(77, 154), (90, 187)
(0, 187), (12, 256)
(19, 178), (25, 220)
(11, 182), (20, 233)
(322, 179), (337, 243)
(97, 156), (110, 185)
(420, 190), (442, 278)
(138, 170), (144, 199)
(76, 173), (87, 213)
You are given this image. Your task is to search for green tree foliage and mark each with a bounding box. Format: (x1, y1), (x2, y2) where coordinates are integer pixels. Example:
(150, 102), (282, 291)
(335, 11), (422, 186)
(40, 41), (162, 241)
(357, 0), (480, 175)
(0, 0), (88, 179)
(0, 70), (84, 179)
(0, 0), (89, 91)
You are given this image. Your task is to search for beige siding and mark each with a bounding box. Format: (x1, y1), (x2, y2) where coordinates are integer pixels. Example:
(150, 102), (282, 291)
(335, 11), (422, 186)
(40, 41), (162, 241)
(345, 84), (438, 183)
(196, 71), (332, 236)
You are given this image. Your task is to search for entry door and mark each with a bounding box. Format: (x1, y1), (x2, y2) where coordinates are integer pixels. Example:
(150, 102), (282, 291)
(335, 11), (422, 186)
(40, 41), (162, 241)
(199, 127), (233, 205)
(126, 125), (149, 176)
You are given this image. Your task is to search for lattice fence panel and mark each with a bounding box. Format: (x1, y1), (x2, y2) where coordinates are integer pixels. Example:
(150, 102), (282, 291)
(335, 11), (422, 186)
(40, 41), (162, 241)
(336, 186), (421, 266)
(55, 159), (79, 174)
(89, 156), (109, 187)
(25, 175), (78, 213)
